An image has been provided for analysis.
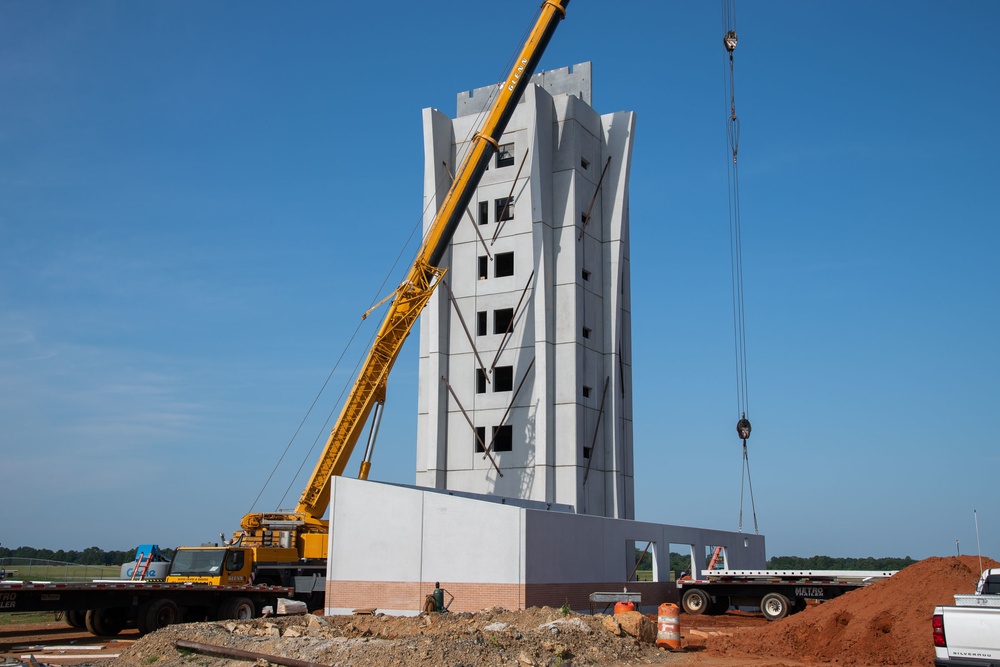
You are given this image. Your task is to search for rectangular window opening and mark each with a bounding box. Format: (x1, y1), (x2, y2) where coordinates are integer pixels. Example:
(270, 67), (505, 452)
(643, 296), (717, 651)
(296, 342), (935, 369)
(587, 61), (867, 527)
(479, 201), (490, 225)
(478, 255), (488, 280)
(475, 369), (487, 394)
(582, 326), (591, 339)
(496, 197), (514, 222)
(581, 157), (591, 170)
(583, 446), (592, 459)
(494, 365), (513, 392)
(496, 142), (515, 168)
(582, 268), (591, 282)
(494, 308), (514, 335)
(492, 424), (513, 452)
(474, 426), (486, 453)
(476, 311), (487, 337)
(582, 385), (592, 398)
(495, 251), (514, 278)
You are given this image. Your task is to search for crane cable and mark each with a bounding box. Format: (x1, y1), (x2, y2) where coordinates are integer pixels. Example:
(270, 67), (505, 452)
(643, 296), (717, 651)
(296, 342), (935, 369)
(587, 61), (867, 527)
(723, 0), (758, 535)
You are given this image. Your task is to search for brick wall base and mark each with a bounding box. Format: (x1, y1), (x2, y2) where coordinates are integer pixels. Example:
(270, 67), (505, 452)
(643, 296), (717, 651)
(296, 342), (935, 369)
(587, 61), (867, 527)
(326, 579), (678, 615)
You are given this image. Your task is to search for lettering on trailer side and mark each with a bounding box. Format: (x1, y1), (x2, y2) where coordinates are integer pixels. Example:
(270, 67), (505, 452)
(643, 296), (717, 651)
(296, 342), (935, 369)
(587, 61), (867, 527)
(794, 587), (825, 598)
(0, 592), (15, 610)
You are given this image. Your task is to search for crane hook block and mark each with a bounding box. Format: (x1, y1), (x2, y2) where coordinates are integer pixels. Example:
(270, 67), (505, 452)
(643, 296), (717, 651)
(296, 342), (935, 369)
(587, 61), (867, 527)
(724, 30), (738, 53)
(736, 416), (751, 440)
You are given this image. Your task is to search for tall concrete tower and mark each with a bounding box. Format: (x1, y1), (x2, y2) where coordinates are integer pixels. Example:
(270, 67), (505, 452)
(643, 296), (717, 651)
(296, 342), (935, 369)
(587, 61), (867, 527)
(415, 63), (635, 519)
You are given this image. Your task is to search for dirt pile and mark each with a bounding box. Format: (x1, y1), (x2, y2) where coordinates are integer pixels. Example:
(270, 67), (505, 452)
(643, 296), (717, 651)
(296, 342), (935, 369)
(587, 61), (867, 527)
(709, 555), (998, 666)
(112, 606), (667, 667)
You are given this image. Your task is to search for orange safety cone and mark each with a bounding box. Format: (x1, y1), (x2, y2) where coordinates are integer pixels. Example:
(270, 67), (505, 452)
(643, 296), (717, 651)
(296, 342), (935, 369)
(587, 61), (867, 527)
(656, 602), (681, 649)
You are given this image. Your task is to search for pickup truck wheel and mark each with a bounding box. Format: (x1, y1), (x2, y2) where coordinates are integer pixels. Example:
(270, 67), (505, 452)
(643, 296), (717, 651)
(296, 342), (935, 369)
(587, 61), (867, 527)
(761, 592), (790, 621)
(139, 599), (179, 634)
(64, 609), (86, 628)
(85, 607), (126, 636)
(681, 589), (711, 615)
(220, 596), (256, 620)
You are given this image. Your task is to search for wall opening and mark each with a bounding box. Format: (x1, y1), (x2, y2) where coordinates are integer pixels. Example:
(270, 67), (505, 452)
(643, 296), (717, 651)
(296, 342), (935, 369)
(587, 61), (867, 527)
(627, 540), (657, 582)
(669, 543), (695, 581)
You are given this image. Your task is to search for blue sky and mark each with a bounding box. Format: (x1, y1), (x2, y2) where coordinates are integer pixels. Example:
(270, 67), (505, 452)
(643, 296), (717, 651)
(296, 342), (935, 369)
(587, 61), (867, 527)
(1, 1), (996, 561)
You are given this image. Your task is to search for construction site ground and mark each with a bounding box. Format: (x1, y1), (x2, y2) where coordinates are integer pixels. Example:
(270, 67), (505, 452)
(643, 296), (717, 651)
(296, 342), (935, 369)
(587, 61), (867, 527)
(0, 555), (994, 667)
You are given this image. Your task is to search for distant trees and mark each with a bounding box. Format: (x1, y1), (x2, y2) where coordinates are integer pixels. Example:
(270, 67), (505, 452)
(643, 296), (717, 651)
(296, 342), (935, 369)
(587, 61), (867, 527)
(0, 545), (175, 565)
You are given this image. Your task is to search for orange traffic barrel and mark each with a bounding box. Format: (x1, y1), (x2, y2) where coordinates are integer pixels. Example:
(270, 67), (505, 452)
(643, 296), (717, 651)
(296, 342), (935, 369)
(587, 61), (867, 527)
(614, 600), (636, 615)
(656, 602), (680, 649)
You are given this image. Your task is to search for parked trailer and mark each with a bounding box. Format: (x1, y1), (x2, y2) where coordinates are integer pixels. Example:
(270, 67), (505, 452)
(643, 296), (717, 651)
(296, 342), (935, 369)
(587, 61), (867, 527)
(677, 569), (896, 621)
(0, 580), (293, 636)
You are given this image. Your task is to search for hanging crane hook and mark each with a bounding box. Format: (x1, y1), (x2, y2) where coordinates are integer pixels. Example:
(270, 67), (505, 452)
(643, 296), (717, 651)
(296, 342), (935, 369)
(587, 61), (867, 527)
(724, 30), (738, 53)
(736, 413), (751, 441)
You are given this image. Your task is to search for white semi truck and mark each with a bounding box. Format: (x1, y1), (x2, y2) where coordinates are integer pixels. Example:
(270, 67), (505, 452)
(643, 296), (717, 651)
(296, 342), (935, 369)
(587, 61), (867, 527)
(933, 568), (1000, 666)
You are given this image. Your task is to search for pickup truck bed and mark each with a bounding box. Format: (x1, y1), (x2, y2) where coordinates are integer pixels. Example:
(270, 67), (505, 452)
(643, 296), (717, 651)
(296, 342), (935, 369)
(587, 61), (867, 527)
(933, 568), (1000, 666)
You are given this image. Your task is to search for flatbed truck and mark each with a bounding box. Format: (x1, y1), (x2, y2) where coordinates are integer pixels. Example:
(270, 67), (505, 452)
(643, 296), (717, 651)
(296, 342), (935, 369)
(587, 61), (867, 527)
(0, 579), (292, 636)
(677, 569), (896, 620)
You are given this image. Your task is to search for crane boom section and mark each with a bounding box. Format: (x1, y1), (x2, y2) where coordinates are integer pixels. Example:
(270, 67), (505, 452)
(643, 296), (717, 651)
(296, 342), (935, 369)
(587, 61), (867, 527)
(282, 0), (570, 524)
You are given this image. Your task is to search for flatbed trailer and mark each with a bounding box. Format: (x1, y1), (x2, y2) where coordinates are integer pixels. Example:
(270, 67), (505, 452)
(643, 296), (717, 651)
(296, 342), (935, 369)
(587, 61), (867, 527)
(0, 580), (293, 636)
(677, 569), (896, 620)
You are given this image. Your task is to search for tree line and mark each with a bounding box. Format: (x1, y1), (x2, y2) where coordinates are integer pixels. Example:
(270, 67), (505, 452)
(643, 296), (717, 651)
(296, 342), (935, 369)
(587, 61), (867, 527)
(5, 545), (917, 572)
(640, 551), (916, 574)
(0, 545), (175, 566)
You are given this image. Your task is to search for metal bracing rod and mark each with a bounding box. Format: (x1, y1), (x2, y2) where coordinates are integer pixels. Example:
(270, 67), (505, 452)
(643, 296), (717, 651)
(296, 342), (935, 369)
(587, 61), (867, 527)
(578, 156), (612, 241)
(481, 357), (535, 460)
(441, 279), (490, 384)
(492, 149), (530, 245)
(490, 271), (535, 372)
(440, 375), (502, 476)
(443, 161), (492, 260)
(582, 376), (610, 485)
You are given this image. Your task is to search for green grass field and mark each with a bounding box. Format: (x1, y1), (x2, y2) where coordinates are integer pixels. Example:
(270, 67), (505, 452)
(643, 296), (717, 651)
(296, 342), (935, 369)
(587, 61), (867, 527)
(0, 611), (63, 626)
(2, 560), (120, 582)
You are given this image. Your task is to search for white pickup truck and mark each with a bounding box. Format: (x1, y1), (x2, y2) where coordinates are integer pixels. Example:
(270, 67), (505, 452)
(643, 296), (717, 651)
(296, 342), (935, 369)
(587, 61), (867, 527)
(933, 568), (1000, 666)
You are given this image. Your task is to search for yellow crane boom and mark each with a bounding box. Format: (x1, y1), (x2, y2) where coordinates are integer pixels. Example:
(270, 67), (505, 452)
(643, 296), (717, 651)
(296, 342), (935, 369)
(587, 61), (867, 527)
(241, 0), (570, 537)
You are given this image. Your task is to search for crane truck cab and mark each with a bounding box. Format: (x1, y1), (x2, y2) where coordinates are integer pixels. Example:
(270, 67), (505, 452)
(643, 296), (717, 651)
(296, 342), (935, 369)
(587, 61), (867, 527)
(166, 546), (255, 586)
(166, 542), (326, 609)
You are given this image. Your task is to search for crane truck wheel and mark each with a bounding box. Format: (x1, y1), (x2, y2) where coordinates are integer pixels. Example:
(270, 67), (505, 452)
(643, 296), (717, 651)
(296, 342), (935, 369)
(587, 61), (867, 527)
(681, 588), (711, 615)
(219, 596), (256, 620)
(84, 607), (127, 636)
(138, 598), (179, 635)
(64, 609), (86, 628)
(760, 592), (790, 621)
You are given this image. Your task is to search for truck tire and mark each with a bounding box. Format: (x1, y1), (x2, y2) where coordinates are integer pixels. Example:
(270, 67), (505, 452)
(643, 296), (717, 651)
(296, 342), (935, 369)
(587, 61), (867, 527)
(64, 609), (86, 628)
(760, 592), (790, 621)
(709, 595), (731, 615)
(85, 607), (127, 636)
(791, 597), (807, 614)
(681, 588), (711, 615)
(219, 596), (256, 620)
(138, 598), (179, 635)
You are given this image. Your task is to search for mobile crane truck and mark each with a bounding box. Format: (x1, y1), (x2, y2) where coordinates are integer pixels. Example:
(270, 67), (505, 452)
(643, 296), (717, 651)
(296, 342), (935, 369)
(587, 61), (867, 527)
(163, 0), (572, 612)
(0, 1), (574, 637)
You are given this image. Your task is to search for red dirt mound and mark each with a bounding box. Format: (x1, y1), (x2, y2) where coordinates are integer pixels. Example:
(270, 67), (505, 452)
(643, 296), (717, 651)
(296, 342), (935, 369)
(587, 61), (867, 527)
(710, 555), (998, 666)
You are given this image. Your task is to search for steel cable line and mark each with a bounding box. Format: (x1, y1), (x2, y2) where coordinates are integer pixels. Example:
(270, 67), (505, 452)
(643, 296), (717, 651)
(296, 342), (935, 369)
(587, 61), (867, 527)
(723, 0), (758, 535)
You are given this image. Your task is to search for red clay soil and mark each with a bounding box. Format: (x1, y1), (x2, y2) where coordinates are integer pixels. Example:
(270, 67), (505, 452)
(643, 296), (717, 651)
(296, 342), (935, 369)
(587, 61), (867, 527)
(707, 555), (999, 666)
